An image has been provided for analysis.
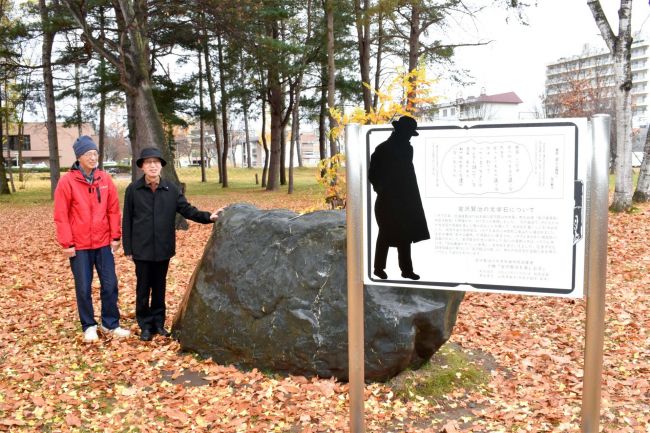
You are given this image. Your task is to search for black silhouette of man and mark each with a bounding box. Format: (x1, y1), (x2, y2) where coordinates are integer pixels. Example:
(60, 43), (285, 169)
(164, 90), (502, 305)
(368, 116), (430, 280)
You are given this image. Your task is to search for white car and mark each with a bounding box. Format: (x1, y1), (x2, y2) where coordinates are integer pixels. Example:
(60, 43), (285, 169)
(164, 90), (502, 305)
(22, 162), (48, 169)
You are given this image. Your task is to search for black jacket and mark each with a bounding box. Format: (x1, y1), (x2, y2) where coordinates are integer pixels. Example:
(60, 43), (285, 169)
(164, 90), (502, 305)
(122, 176), (213, 261)
(368, 133), (430, 246)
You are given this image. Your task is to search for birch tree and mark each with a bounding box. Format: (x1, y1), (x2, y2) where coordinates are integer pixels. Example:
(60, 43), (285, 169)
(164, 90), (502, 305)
(588, 0), (634, 211)
(633, 130), (650, 202)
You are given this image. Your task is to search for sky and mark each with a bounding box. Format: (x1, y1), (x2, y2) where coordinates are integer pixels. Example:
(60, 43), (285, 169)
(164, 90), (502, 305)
(438, 0), (650, 113)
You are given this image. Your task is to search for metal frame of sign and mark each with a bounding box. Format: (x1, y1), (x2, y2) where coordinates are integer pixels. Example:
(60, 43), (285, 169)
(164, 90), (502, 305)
(345, 115), (609, 433)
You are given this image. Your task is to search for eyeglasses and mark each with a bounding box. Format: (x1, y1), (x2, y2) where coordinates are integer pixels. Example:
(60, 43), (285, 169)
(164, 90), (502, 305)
(81, 151), (99, 159)
(142, 158), (162, 166)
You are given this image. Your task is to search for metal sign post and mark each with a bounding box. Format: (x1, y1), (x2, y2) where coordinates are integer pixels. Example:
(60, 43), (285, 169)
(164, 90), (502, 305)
(345, 124), (365, 433)
(581, 114), (610, 433)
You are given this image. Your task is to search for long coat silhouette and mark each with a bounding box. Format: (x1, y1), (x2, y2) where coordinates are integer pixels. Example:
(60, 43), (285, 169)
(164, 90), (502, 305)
(368, 117), (429, 280)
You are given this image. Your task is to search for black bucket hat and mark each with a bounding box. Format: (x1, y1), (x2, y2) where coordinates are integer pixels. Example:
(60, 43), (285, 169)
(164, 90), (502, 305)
(136, 147), (167, 168)
(391, 116), (419, 136)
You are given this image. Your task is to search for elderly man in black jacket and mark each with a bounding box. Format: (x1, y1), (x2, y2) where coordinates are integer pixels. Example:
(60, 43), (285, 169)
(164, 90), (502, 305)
(123, 147), (220, 341)
(368, 116), (429, 281)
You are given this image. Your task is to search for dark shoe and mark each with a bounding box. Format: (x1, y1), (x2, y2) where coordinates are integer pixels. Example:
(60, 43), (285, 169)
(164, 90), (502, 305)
(373, 269), (388, 279)
(140, 329), (153, 341)
(401, 271), (420, 280)
(152, 327), (170, 337)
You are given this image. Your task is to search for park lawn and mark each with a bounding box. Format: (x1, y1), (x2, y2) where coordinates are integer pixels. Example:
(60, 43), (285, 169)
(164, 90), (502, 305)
(0, 169), (648, 432)
(0, 166), (327, 212)
(608, 168), (641, 192)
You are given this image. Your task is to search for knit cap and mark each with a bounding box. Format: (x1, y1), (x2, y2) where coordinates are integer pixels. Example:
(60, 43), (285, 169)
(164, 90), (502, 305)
(73, 136), (98, 158)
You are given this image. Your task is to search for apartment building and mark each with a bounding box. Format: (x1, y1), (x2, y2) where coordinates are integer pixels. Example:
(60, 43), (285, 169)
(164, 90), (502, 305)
(544, 35), (649, 127)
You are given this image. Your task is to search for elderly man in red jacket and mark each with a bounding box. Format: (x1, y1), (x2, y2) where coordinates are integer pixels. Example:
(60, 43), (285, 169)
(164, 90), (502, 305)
(54, 136), (131, 343)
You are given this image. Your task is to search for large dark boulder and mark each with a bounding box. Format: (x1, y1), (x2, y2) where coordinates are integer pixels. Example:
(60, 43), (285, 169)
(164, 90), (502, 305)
(172, 204), (464, 382)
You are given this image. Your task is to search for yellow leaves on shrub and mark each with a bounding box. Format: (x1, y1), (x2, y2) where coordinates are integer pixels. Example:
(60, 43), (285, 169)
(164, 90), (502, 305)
(316, 153), (346, 209)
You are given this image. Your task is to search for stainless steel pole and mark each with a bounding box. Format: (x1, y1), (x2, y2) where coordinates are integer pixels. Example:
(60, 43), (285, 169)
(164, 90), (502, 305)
(581, 114), (610, 433)
(345, 123), (365, 433)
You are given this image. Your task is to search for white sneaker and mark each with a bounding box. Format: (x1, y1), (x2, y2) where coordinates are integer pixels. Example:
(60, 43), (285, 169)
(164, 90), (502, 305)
(83, 325), (99, 343)
(100, 325), (131, 338)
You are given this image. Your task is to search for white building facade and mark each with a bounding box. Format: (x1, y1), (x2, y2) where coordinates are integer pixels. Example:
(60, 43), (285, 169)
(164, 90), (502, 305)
(545, 35), (649, 128)
(430, 91), (524, 122)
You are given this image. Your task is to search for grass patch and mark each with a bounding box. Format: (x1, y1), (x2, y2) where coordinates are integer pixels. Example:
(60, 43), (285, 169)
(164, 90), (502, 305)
(0, 166), (326, 210)
(388, 343), (490, 402)
(608, 168), (640, 191)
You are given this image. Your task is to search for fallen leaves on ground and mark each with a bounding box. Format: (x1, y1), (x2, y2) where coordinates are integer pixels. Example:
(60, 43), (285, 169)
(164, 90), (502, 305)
(0, 197), (648, 432)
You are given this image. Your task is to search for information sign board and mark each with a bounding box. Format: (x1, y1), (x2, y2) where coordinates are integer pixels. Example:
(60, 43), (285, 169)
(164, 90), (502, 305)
(361, 120), (589, 297)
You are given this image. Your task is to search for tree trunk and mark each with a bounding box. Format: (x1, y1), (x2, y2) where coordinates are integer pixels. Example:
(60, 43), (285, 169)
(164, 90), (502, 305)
(130, 82), (179, 183)
(633, 128), (650, 202)
(280, 123), (287, 185)
(125, 92), (138, 179)
(295, 114), (303, 167)
(288, 120), (295, 194)
(264, 19), (296, 190)
(98, 7), (106, 169)
(98, 64), (106, 168)
(326, 0), (338, 157)
(216, 34), (229, 187)
(610, 51), (633, 211)
(0, 88), (10, 195)
(267, 65), (282, 191)
(202, 27), (223, 183)
(293, 0), (309, 169)
(319, 66), (328, 161)
(373, 12), (385, 112)
(292, 88), (303, 169)
(74, 60), (82, 136)
(261, 95), (269, 187)
(266, 19), (283, 191)
(288, 73), (304, 193)
(17, 117), (24, 183)
(3, 92), (16, 194)
(407, 3), (421, 111)
(243, 103), (252, 168)
(39, 0), (60, 199)
(588, 0), (633, 211)
(198, 49), (206, 182)
(354, 0), (372, 113)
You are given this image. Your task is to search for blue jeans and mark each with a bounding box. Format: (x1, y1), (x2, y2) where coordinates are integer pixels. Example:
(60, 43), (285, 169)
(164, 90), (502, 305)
(69, 246), (121, 331)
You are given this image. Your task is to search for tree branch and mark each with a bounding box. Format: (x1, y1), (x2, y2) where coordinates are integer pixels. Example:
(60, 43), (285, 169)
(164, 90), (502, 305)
(419, 40), (492, 57)
(587, 0), (616, 53)
(61, 0), (123, 69)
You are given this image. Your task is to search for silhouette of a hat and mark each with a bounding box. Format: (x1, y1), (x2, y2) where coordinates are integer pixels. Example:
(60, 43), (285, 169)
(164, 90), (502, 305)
(391, 116), (419, 136)
(136, 147), (167, 168)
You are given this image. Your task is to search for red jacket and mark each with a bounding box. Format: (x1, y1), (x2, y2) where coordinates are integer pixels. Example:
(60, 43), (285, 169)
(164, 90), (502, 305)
(54, 165), (121, 250)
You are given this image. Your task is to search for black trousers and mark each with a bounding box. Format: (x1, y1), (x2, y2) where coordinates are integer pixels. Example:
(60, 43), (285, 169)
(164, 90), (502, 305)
(373, 231), (413, 273)
(134, 259), (170, 331)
